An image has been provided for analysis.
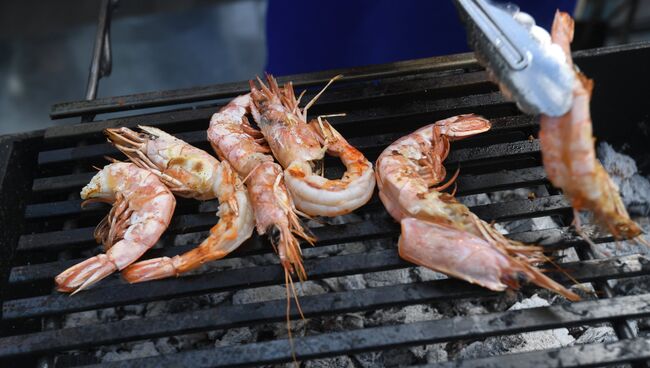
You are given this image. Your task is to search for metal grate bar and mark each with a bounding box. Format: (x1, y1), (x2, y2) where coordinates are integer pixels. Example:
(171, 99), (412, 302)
(38, 92), (521, 166)
(37, 114), (524, 166)
(1, 254), (647, 359)
(10, 224), (610, 288)
(43, 90), (513, 150)
(5, 196), (575, 313)
(48, 42), (645, 120)
(18, 195), (569, 259)
(76, 293), (650, 368)
(50, 53), (480, 119)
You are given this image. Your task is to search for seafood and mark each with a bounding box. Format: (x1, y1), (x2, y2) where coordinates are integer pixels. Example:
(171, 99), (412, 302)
(537, 12), (643, 241)
(208, 94), (314, 280)
(249, 75), (376, 217)
(105, 126), (255, 282)
(55, 163), (176, 293)
(376, 115), (580, 301)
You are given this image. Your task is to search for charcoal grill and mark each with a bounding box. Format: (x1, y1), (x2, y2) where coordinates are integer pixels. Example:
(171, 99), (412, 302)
(2, 29), (650, 366)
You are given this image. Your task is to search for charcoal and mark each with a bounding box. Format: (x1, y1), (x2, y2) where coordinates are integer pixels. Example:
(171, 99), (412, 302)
(304, 356), (355, 368)
(457, 295), (574, 359)
(364, 268), (413, 288)
(575, 326), (617, 344)
(100, 341), (159, 362)
(598, 142), (650, 216)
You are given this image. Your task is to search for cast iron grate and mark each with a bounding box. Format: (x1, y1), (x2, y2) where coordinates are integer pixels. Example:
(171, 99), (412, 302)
(1, 42), (650, 367)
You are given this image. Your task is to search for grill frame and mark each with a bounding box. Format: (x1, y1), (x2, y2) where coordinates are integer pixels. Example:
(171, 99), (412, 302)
(1, 42), (650, 367)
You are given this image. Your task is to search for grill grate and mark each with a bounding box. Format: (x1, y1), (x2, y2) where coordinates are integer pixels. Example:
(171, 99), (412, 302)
(1, 43), (650, 367)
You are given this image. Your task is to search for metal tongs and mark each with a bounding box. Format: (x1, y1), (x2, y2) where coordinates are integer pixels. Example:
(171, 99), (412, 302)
(454, 0), (576, 117)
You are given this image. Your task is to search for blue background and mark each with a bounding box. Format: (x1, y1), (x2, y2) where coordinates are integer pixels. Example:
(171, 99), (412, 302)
(266, 0), (577, 75)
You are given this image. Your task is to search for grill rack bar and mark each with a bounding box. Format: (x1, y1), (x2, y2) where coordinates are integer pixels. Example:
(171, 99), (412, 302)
(1, 254), (648, 359)
(27, 138), (543, 219)
(19, 166), (548, 254)
(49, 42), (649, 120)
(10, 223), (608, 289)
(4, 195), (576, 321)
(75, 293), (650, 368)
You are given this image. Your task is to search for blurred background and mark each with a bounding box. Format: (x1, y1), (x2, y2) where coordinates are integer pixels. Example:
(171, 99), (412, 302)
(1, 0), (649, 134)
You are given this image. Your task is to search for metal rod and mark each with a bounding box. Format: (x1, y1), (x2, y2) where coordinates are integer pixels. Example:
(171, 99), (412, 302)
(85, 0), (115, 102)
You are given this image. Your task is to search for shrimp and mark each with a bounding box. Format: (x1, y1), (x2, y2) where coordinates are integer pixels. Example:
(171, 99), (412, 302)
(376, 115), (580, 301)
(538, 11), (644, 242)
(104, 126), (255, 282)
(249, 75), (376, 216)
(55, 163), (176, 293)
(208, 94), (314, 281)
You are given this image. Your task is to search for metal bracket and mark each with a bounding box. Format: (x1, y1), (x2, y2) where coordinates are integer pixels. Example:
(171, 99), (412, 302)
(85, 0), (118, 103)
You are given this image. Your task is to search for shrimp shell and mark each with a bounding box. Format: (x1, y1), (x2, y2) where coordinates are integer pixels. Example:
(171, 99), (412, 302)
(104, 126), (255, 282)
(55, 163), (175, 293)
(539, 11), (642, 241)
(209, 94), (314, 280)
(250, 75), (376, 216)
(376, 115), (580, 301)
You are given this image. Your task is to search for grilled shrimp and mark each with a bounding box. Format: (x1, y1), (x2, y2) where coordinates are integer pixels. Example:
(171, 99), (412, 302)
(537, 12), (643, 241)
(376, 115), (580, 301)
(249, 75), (376, 216)
(208, 94), (314, 280)
(104, 126), (254, 282)
(55, 163), (175, 293)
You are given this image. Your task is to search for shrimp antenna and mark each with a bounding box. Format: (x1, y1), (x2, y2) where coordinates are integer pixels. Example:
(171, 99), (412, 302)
(635, 234), (650, 247)
(302, 74), (343, 119)
(542, 253), (594, 296)
(285, 269), (303, 367)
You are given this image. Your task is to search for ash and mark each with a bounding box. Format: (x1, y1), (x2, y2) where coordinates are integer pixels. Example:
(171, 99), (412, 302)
(55, 145), (650, 367)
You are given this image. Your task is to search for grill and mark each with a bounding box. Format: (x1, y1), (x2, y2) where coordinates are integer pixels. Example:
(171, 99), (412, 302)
(1, 40), (650, 368)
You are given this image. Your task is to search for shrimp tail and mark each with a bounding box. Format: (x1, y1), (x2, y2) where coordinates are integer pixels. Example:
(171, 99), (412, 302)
(275, 224), (308, 282)
(55, 254), (118, 294)
(123, 206), (253, 283)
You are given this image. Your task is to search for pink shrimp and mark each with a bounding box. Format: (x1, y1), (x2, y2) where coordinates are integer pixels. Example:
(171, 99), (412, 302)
(55, 163), (176, 293)
(249, 75), (376, 217)
(208, 94), (314, 281)
(538, 11), (643, 242)
(376, 115), (580, 301)
(104, 126), (255, 282)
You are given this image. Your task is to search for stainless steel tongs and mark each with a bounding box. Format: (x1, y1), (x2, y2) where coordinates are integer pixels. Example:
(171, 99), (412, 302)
(454, 0), (576, 117)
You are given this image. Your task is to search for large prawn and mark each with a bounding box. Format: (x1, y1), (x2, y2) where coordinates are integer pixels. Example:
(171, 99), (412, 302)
(376, 115), (580, 301)
(249, 75), (376, 217)
(537, 12), (644, 243)
(55, 163), (176, 293)
(104, 126), (255, 282)
(208, 94), (314, 282)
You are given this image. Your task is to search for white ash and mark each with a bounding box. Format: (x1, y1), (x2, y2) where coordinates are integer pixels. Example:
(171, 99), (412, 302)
(99, 341), (159, 362)
(321, 274), (367, 292)
(364, 268), (415, 288)
(304, 356), (355, 368)
(233, 281), (327, 305)
(598, 142), (650, 216)
(414, 267), (448, 282)
(457, 193), (491, 207)
(214, 327), (257, 347)
(574, 326), (617, 345)
(457, 295), (574, 360)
